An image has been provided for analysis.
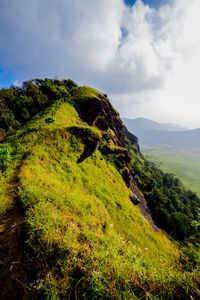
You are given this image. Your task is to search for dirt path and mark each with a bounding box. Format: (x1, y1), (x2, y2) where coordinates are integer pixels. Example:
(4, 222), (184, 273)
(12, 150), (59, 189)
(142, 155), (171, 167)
(0, 167), (32, 300)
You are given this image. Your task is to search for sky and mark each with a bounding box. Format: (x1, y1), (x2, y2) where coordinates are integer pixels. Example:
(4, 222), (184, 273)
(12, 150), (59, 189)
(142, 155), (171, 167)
(125, 0), (167, 9)
(0, 0), (200, 128)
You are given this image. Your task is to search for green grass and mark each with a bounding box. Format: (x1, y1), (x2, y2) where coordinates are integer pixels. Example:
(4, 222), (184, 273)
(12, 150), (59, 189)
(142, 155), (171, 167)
(142, 145), (200, 196)
(16, 104), (200, 298)
(0, 88), (200, 299)
(18, 128), (186, 299)
(73, 86), (104, 99)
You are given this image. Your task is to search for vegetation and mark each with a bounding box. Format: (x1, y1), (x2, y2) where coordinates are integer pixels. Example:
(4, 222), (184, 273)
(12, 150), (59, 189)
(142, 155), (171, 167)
(142, 145), (200, 196)
(0, 79), (200, 299)
(0, 78), (77, 135)
(127, 142), (200, 241)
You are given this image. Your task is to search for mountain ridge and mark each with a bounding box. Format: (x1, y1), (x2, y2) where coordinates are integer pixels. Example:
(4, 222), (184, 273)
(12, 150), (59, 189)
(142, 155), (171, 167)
(123, 117), (200, 147)
(123, 117), (188, 132)
(0, 79), (199, 299)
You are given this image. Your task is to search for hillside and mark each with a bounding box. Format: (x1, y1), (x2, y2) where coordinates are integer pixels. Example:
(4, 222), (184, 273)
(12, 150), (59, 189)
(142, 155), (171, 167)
(123, 117), (200, 197)
(0, 79), (200, 299)
(123, 118), (200, 147)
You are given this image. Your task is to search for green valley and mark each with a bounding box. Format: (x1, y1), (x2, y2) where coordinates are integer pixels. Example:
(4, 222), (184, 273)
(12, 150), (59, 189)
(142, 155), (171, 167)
(142, 145), (200, 196)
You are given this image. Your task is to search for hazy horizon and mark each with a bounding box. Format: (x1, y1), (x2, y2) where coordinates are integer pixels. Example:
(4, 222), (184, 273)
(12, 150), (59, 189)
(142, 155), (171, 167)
(121, 116), (197, 130)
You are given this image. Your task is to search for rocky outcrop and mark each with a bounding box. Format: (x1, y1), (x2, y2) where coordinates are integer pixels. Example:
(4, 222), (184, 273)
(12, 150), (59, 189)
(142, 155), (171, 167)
(77, 94), (125, 147)
(123, 126), (140, 154)
(76, 94), (159, 231)
(130, 193), (140, 205)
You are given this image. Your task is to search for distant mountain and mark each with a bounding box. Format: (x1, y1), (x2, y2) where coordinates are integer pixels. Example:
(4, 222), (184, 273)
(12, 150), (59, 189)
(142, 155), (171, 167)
(123, 117), (200, 147)
(123, 117), (187, 132)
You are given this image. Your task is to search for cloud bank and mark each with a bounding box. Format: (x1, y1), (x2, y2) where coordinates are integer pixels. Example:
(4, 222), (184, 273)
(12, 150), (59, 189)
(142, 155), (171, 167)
(0, 0), (200, 127)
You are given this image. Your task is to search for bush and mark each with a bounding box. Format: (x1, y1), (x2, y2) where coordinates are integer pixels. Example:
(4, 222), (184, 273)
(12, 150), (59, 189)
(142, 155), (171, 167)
(0, 78), (78, 134)
(128, 147), (200, 241)
(0, 144), (12, 172)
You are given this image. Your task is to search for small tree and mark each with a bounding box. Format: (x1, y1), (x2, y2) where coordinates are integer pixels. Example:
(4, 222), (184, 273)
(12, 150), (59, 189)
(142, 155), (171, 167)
(191, 209), (200, 247)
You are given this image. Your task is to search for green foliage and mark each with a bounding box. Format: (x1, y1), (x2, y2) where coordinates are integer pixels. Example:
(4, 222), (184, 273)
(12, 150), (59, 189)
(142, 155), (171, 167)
(128, 144), (200, 241)
(70, 86), (103, 109)
(192, 209), (200, 228)
(0, 78), (78, 136)
(0, 144), (13, 173)
(142, 145), (200, 196)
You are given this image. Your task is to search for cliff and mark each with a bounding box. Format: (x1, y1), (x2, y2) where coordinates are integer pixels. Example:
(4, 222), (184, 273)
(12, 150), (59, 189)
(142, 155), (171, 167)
(72, 91), (156, 229)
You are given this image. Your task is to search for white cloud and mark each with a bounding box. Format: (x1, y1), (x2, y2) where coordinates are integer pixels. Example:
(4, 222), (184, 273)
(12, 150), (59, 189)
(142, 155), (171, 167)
(111, 0), (200, 128)
(0, 0), (200, 127)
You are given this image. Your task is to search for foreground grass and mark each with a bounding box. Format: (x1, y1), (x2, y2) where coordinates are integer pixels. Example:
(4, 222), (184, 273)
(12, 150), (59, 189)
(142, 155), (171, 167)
(19, 129), (198, 299)
(0, 91), (200, 299)
(142, 145), (200, 196)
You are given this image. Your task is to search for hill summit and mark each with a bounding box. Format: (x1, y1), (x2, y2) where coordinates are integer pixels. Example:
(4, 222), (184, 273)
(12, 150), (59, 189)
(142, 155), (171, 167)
(0, 79), (199, 299)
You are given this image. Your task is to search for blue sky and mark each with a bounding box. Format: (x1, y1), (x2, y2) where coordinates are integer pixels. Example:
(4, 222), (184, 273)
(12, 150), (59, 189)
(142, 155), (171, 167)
(124, 0), (168, 9)
(0, 69), (15, 89)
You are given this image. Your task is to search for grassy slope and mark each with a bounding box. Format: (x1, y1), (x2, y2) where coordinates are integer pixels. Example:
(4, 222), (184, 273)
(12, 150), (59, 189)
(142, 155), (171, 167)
(0, 88), (200, 299)
(142, 145), (200, 196)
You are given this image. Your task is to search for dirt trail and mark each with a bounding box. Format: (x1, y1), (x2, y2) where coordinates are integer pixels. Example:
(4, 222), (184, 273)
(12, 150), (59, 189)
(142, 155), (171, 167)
(0, 167), (32, 300)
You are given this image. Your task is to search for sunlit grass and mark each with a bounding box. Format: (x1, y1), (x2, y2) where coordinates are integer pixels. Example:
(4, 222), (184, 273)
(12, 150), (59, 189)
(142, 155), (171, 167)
(0, 87), (199, 299)
(18, 126), (199, 298)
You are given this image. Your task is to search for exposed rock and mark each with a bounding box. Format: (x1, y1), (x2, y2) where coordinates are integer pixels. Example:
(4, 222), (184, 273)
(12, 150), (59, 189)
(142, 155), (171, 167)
(103, 128), (116, 141)
(77, 94), (159, 232)
(77, 95), (125, 147)
(121, 167), (132, 187)
(123, 126), (140, 154)
(120, 148), (131, 164)
(130, 194), (140, 205)
(129, 181), (160, 232)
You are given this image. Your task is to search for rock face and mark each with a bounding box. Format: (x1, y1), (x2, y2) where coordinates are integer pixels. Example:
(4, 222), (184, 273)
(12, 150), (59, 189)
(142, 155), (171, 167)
(77, 94), (125, 147)
(123, 126), (140, 154)
(77, 94), (158, 231)
(130, 193), (140, 205)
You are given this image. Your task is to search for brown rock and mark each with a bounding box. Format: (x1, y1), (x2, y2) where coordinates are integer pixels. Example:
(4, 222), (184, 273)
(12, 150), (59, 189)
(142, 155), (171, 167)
(129, 194), (140, 205)
(77, 95), (125, 147)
